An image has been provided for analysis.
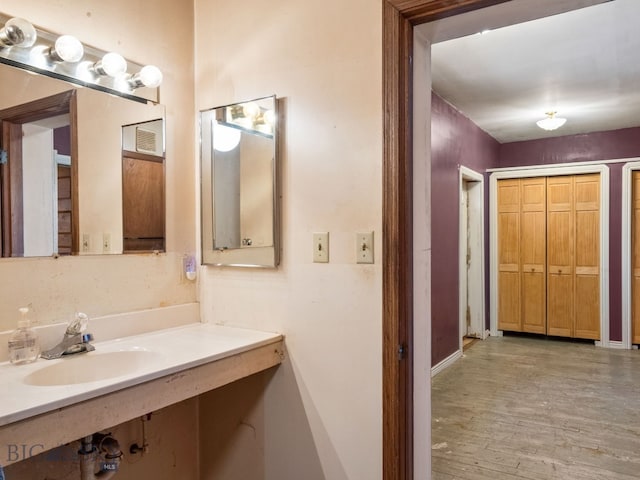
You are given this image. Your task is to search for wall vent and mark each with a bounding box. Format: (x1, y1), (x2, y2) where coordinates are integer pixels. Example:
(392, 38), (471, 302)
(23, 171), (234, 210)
(136, 127), (157, 154)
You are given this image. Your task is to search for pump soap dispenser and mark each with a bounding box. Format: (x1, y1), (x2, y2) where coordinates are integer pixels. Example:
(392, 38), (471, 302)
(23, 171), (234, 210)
(8, 307), (40, 365)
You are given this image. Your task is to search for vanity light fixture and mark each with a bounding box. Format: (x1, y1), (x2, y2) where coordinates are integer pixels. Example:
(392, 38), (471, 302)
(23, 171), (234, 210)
(0, 11), (161, 103)
(127, 65), (163, 89)
(48, 34), (84, 62)
(536, 111), (567, 131)
(92, 52), (127, 77)
(0, 17), (37, 47)
(224, 102), (276, 137)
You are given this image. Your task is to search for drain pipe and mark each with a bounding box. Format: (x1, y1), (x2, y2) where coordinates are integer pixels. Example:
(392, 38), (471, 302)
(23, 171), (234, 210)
(79, 433), (123, 480)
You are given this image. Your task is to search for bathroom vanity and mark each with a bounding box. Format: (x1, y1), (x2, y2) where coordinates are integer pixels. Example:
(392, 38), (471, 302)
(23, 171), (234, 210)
(0, 305), (284, 466)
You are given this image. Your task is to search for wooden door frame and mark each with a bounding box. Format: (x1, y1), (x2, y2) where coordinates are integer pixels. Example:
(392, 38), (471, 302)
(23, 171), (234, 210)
(382, 1), (512, 479)
(619, 159), (640, 349)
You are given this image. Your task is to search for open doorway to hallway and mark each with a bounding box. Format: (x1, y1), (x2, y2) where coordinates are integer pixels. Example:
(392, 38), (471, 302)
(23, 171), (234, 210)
(459, 167), (486, 353)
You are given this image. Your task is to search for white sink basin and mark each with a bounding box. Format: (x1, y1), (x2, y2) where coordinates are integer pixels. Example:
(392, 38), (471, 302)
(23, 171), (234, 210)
(23, 350), (162, 386)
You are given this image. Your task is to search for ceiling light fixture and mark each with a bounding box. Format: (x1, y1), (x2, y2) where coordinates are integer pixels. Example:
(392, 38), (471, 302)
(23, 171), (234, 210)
(0, 17), (37, 47)
(536, 111), (567, 131)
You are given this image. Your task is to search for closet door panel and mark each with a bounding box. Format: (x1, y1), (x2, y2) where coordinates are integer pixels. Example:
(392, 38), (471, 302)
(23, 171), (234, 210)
(547, 273), (573, 337)
(521, 272), (546, 333)
(498, 179), (521, 331)
(520, 178), (546, 334)
(547, 177), (573, 337)
(574, 174), (600, 339)
(575, 275), (600, 339)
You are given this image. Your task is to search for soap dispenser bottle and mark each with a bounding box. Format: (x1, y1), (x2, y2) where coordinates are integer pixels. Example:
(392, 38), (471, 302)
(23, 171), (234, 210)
(8, 307), (40, 365)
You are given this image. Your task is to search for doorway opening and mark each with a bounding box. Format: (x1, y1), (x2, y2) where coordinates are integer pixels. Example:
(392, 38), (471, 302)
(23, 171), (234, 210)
(458, 166), (485, 353)
(0, 90), (77, 257)
(383, 1), (620, 478)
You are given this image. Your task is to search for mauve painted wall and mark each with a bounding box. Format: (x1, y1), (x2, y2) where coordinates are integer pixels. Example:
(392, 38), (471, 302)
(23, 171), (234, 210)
(53, 126), (71, 156)
(499, 128), (640, 342)
(431, 92), (499, 366)
(498, 127), (640, 167)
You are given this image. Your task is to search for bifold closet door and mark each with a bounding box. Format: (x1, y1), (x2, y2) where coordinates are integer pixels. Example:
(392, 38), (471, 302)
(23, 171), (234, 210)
(632, 172), (640, 344)
(547, 174), (600, 340)
(573, 174), (600, 339)
(520, 178), (546, 334)
(497, 177), (546, 333)
(497, 179), (521, 331)
(546, 176), (574, 337)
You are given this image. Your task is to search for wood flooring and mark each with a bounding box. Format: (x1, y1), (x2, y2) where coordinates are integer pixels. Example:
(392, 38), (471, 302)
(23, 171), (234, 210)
(431, 335), (640, 479)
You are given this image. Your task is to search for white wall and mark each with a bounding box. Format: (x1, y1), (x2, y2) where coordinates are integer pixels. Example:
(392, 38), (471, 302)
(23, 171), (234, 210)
(0, 0), (196, 331)
(195, 0), (383, 478)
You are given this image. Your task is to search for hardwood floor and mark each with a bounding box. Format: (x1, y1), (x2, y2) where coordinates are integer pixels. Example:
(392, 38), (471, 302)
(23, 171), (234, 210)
(431, 336), (640, 479)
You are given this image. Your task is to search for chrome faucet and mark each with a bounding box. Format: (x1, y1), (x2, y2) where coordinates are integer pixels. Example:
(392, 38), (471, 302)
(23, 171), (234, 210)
(41, 312), (95, 360)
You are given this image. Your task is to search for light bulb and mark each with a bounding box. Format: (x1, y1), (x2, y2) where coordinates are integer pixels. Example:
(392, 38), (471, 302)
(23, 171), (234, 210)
(94, 52), (127, 77)
(128, 65), (163, 89)
(242, 102), (260, 120)
(139, 65), (163, 88)
(51, 35), (84, 62)
(213, 120), (241, 152)
(0, 17), (37, 47)
(263, 109), (276, 126)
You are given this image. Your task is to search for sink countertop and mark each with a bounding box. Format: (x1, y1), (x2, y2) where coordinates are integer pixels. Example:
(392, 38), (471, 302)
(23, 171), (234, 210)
(0, 323), (283, 427)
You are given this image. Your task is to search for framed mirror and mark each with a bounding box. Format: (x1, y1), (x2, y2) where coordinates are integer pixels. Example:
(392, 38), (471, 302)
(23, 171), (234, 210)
(200, 95), (279, 268)
(0, 61), (165, 257)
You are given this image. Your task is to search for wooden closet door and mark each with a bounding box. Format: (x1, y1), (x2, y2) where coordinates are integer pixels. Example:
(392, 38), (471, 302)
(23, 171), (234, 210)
(546, 176), (574, 337)
(574, 174), (600, 340)
(520, 178), (546, 333)
(498, 179), (521, 331)
(632, 172), (640, 344)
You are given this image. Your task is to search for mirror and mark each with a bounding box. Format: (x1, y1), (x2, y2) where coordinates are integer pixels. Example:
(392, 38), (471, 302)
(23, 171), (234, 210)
(0, 61), (165, 257)
(200, 95), (279, 268)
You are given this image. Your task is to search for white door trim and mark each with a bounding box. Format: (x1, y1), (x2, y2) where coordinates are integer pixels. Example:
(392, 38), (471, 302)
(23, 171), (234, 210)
(489, 163), (610, 346)
(459, 166), (486, 353)
(620, 159), (640, 349)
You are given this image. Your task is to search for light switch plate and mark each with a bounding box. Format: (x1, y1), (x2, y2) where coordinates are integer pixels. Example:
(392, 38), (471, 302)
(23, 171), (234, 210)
(82, 233), (91, 253)
(356, 232), (374, 264)
(102, 233), (111, 253)
(313, 232), (329, 263)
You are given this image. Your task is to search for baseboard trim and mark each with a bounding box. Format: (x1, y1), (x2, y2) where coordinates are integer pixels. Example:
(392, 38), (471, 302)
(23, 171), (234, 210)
(431, 349), (463, 377)
(607, 340), (627, 349)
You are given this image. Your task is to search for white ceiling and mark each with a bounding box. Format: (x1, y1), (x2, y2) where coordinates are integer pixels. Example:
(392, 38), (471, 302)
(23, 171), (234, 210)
(431, 0), (640, 143)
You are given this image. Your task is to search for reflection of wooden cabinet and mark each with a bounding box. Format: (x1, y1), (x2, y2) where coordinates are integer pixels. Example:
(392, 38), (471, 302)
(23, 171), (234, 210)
(57, 165), (72, 255)
(497, 174), (600, 340)
(122, 152), (164, 252)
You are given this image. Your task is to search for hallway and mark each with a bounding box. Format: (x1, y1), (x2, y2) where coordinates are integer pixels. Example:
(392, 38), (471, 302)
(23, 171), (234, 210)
(432, 336), (640, 479)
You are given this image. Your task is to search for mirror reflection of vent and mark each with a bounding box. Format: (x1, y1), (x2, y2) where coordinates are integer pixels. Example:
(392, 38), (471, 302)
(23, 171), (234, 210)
(136, 127), (156, 154)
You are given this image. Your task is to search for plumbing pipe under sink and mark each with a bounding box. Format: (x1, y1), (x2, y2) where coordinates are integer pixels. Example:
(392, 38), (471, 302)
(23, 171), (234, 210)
(79, 433), (122, 480)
